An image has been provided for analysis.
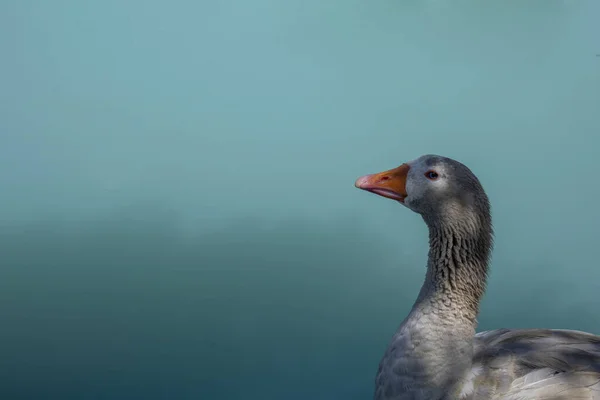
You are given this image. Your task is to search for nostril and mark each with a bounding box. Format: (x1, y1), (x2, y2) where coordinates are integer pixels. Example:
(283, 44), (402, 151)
(379, 176), (390, 182)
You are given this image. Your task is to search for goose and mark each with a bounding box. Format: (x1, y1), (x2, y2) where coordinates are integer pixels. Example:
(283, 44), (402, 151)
(355, 154), (600, 400)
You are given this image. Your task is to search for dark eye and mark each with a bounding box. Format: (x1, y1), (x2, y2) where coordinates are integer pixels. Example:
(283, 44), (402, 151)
(425, 170), (439, 180)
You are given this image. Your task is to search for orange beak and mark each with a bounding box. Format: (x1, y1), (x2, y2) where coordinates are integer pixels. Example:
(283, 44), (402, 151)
(354, 163), (410, 203)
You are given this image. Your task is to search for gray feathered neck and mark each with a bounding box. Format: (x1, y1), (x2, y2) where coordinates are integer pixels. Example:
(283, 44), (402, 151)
(419, 172), (494, 323)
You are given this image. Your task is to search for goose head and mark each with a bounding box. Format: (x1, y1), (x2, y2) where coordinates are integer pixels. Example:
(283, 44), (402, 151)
(355, 154), (490, 228)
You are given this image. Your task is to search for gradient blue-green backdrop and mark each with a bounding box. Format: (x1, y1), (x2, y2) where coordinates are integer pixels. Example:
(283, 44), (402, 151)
(1, 1), (599, 399)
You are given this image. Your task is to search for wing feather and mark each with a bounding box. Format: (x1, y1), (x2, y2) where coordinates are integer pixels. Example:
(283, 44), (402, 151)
(458, 329), (600, 399)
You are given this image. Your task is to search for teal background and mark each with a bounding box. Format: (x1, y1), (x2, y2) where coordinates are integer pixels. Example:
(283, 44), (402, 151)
(1, 1), (599, 399)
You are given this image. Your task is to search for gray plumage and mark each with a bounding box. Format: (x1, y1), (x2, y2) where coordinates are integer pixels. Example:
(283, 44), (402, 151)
(355, 154), (600, 400)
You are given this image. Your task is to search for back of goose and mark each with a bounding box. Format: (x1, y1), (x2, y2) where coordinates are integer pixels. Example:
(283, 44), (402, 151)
(461, 328), (600, 399)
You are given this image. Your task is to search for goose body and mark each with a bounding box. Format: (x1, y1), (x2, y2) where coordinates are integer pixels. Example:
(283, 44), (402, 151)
(355, 155), (600, 400)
